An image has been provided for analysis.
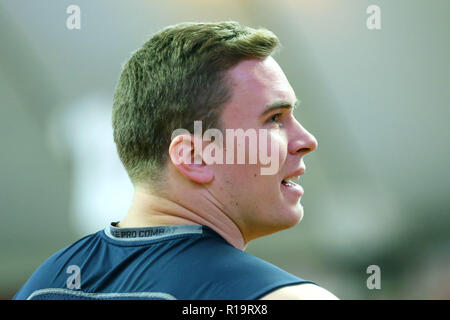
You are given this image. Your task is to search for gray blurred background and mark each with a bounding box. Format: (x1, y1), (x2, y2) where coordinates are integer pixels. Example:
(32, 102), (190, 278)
(0, 0), (449, 299)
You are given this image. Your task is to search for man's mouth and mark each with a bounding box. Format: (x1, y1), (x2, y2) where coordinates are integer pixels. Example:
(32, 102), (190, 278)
(280, 168), (305, 198)
(281, 176), (300, 187)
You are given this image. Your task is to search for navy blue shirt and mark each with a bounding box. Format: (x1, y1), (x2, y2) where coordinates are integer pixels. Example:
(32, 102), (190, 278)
(14, 223), (315, 300)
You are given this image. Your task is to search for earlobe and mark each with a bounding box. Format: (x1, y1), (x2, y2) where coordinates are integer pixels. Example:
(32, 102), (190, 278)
(168, 134), (214, 184)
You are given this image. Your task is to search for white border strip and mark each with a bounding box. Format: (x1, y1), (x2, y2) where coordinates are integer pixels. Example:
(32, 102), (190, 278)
(104, 224), (203, 242)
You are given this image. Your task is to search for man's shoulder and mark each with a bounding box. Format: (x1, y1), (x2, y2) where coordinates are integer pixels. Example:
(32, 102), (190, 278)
(13, 231), (103, 300)
(189, 232), (317, 299)
(259, 283), (339, 300)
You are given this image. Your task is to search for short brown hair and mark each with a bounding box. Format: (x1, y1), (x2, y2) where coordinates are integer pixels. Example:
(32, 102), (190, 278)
(112, 21), (280, 185)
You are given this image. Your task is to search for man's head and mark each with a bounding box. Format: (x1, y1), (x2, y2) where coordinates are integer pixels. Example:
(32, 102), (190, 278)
(113, 21), (279, 185)
(113, 22), (317, 242)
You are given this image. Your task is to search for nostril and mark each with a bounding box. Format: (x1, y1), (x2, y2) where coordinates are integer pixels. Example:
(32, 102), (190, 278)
(296, 147), (311, 154)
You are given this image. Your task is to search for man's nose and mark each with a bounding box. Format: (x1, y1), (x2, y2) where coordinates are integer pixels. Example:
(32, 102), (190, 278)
(288, 122), (318, 156)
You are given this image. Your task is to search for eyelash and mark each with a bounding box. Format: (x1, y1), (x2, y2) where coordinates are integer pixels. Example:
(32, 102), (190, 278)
(269, 113), (283, 124)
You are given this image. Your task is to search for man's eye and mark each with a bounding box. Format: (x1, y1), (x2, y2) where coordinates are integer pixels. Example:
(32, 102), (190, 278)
(269, 113), (282, 123)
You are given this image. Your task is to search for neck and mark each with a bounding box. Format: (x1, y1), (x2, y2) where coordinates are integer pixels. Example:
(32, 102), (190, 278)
(118, 185), (247, 250)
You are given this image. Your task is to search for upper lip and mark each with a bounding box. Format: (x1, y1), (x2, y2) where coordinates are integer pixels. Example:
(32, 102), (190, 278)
(282, 167), (306, 181)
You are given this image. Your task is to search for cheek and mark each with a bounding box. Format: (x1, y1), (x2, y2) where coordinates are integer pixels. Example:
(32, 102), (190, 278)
(257, 130), (288, 170)
(214, 163), (256, 191)
(275, 133), (288, 164)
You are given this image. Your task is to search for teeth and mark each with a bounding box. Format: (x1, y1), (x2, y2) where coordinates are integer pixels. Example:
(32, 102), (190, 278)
(282, 176), (299, 185)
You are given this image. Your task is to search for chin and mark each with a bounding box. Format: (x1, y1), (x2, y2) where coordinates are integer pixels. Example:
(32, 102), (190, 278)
(283, 204), (304, 227)
(248, 203), (304, 238)
(266, 205), (303, 235)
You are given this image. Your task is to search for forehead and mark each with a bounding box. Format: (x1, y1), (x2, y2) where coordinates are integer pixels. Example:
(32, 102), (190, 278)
(221, 56), (296, 128)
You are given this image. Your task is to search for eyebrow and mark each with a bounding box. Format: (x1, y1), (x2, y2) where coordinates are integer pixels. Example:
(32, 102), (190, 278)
(260, 99), (300, 118)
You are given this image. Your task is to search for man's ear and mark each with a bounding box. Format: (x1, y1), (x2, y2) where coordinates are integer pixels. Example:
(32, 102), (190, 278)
(168, 134), (214, 184)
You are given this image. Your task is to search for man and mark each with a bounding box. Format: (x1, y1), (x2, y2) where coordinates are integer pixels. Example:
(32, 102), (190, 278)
(14, 21), (338, 300)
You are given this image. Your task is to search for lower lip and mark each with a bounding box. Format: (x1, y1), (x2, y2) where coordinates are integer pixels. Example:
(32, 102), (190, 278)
(281, 181), (304, 198)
